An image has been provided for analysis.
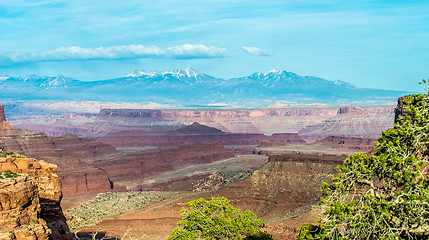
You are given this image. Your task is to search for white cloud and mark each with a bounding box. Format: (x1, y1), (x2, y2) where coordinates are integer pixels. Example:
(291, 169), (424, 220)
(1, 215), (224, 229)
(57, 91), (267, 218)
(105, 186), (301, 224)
(168, 44), (228, 59)
(242, 46), (271, 56)
(6, 44), (229, 63)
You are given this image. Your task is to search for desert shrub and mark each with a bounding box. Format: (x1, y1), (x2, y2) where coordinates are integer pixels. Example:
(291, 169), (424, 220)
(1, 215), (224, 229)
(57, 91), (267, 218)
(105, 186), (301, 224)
(169, 197), (265, 240)
(0, 151), (14, 158)
(2, 170), (19, 179)
(298, 82), (429, 239)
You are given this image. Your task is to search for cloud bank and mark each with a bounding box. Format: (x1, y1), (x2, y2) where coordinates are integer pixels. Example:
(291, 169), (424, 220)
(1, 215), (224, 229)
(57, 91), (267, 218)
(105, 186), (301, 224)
(242, 46), (271, 56)
(4, 44), (229, 64)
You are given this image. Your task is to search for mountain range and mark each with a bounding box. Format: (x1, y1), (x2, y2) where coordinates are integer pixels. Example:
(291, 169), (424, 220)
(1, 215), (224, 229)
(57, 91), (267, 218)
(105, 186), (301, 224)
(0, 68), (408, 107)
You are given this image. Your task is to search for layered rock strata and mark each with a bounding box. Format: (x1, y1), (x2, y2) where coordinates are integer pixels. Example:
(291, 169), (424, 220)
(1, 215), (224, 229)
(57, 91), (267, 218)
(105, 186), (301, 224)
(86, 142), (235, 190)
(97, 122), (305, 148)
(11, 107), (394, 139)
(0, 104), (116, 196)
(0, 151), (73, 239)
(0, 105), (5, 123)
(314, 136), (377, 152)
(208, 154), (345, 219)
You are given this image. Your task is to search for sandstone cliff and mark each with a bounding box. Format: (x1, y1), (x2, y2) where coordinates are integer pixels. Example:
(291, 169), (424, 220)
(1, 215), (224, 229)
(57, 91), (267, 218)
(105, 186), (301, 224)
(0, 150), (73, 239)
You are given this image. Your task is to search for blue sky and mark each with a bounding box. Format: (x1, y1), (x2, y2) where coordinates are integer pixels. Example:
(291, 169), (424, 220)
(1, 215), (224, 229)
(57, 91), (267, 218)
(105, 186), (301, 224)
(0, 0), (428, 92)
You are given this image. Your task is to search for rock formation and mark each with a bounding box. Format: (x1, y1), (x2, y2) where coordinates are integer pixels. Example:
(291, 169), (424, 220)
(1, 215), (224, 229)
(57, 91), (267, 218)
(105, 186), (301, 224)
(97, 122), (305, 149)
(314, 136), (377, 152)
(0, 105), (5, 123)
(0, 150), (74, 239)
(85, 142), (235, 190)
(10, 107), (394, 139)
(208, 154), (345, 219)
(0, 104), (116, 196)
(394, 95), (415, 123)
(299, 106), (394, 142)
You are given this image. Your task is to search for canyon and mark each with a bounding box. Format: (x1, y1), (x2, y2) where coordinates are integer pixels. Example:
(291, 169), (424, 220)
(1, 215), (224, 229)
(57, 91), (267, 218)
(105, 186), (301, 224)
(79, 153), (345, 239)
(8, 106), (395, 142)
(0, 103), (393, 197)
(0, 100), (399, 239)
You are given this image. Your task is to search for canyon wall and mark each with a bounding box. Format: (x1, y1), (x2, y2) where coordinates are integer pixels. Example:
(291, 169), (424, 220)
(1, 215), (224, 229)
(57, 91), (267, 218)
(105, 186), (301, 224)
(314, 136), (377, 152)
(97, 122), (305, 148)
(208, 154), (344, 219)
(0, 105), (116, 196)
(0, 151), (73, 239)
(0, 105), (5, 122)
(86, 142), (235, 190)
(10, 107), (394, 140)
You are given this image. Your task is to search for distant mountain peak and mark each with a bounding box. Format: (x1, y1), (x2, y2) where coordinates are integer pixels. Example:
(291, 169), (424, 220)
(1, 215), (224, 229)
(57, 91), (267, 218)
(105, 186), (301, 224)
(125, 67), (206, 79)
(0, 76), (10, 81)
(166, 67), (204, 78)
(125, 69), (157, 78)
(124, 67), (215, 85)
(39, 75), (77, 88)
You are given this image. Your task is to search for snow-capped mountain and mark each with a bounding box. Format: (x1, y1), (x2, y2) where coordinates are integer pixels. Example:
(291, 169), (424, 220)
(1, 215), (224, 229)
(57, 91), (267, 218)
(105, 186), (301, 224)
(0, 74), (79, 89)
(124, 67), (217, 85)
(0, 68), (408, 106)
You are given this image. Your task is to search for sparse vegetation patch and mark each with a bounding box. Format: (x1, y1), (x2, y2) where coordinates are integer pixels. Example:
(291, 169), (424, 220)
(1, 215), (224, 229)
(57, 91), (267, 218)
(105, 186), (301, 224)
(0, 170), (20, 180)
(65, 191), (181, 230)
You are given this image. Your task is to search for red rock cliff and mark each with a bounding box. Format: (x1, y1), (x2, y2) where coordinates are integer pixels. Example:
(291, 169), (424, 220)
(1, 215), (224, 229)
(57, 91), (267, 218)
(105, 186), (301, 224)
(0, 106), (116, 196)
(0, 151), (74, 239)
(209, 154), (345, 219)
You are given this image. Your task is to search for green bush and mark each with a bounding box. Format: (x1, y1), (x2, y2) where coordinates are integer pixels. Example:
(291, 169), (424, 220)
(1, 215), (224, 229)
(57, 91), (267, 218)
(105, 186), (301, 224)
(299, 81), (429, 239)
(169, 197), (265, 240)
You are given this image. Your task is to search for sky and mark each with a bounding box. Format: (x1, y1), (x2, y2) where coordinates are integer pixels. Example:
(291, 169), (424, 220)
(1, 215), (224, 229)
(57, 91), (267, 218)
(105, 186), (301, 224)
(0, 0), (428, 92)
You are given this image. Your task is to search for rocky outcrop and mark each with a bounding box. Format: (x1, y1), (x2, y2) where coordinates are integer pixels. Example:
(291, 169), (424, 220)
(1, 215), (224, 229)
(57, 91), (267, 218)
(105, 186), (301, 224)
(208, 154), (345, 219)
(394, 95), (414, 123)
(0, 151), (74, 239)
(337, 106), (365, 115)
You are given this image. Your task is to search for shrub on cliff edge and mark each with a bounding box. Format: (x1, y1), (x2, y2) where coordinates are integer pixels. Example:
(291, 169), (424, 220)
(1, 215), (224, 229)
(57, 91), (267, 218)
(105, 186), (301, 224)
(298, 81), (429, 239)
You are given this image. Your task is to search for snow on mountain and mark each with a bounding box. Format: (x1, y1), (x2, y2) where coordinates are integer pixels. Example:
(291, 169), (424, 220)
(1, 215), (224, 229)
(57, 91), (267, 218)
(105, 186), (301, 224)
(124, 67), (216, 85)
(125, 69), (158, 78)
(0, 68), (407, 106)
(37, 75), (78, 88)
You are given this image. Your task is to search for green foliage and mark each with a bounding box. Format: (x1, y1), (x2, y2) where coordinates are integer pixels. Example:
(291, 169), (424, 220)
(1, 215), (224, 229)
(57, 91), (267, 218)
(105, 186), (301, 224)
(169, 197), (265, 240)
(0, 151), (14, 158)
(243, 231), (274, 240)
(299, 81), (429, 239)
(297, 224), (327, 240)
(0, 151), (24, 158)
(0, 170), (20, 179)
